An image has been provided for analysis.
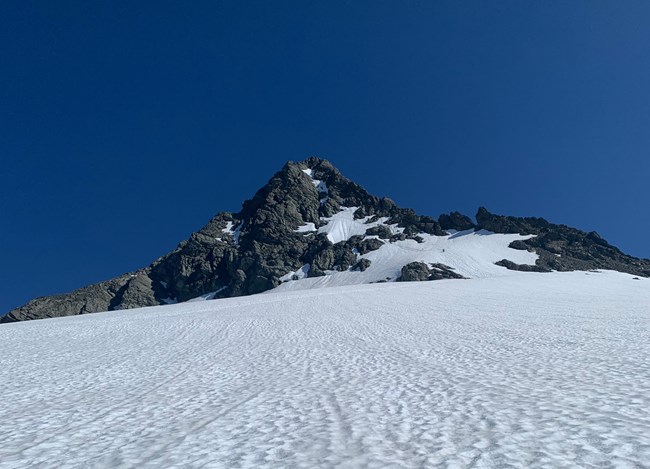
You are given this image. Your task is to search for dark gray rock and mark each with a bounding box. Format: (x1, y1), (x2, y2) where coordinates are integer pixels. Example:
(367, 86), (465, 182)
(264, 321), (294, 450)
(352, 258), (372, 272)
(439, 211), (476, 232)
(356, 238), (384, 255)
(476, 206), (549, 235)
(390, 233), (407, 242)
(397, 262), (431, 282)
(508, 240), (530, 251)
(477, 207), (650, 277)
(1, 272), (135, 323)
(392, 211), (446, 237)
(365, 225), (392, 239)
(427, 263), (466, 280)
(495, 259), (551, 273)
(397, 262), (465, 282)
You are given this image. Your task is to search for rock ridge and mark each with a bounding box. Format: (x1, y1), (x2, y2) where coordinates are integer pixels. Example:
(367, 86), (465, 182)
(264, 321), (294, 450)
(3, 158), (649, 323)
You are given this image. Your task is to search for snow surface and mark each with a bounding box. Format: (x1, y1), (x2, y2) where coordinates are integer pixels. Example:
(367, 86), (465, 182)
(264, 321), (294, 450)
(277, 226), (539, 292)
(186, 287), (227, 302)
(317, 207), (402, 244)
(295, 222), (317, 233)
(178, 212), (539, 303)
(1, 271), (649, 468)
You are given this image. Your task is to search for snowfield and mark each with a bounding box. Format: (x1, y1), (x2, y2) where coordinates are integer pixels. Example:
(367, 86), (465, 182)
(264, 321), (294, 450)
(277, 226), (540, 292)
(1, 271), (649, 468)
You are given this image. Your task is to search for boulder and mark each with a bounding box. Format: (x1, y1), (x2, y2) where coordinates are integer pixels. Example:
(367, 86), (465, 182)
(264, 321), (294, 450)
(397, 262), (431, 282)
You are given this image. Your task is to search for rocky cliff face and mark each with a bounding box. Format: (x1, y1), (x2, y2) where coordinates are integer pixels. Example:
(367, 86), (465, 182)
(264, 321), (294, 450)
(3, 158), (649, 323)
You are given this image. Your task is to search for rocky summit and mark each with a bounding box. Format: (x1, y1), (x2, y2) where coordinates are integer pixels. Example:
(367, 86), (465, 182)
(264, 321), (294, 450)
(3, 157), (649, 323)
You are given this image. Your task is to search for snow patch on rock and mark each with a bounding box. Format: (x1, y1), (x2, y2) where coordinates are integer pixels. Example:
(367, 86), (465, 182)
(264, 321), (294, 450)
(318, 207), (403, 244)
(186, 287), (228, 302)
(277, 228), (539, 292)
(302, 168), (329, 205)
(222, 221), (244, 246)
(295, 222), (317, 233)
(280, 264), (311, 282)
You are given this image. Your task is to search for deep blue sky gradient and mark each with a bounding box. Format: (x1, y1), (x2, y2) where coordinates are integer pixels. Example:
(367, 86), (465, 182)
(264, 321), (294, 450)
(2, 1), (649, 312)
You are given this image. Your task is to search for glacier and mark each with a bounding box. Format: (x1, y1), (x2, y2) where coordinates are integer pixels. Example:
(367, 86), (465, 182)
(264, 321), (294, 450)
(1, 271), (649, 468)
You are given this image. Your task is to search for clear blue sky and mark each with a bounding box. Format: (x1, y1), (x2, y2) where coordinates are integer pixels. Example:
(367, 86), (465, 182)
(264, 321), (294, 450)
(1, 1), (649, 313)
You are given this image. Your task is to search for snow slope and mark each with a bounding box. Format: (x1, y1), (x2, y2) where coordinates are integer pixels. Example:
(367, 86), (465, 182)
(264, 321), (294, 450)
(316, 207), (399, 244)
(1, 271), (649, 468)
(278, 226), (539, 292)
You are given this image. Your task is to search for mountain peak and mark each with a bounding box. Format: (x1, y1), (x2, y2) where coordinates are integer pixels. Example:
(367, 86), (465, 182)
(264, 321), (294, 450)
(295, 155), (336, 171)
(3, 159), (649, 323)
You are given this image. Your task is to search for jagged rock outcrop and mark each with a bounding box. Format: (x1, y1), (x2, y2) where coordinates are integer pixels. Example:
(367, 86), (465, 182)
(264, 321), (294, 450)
(438, 211), (476, 232)
(352, 258), (372, 272)
(3, 273), (135, 322)
(494, 259), (551, 273)
(397, 262), (466, 282)
(428, 263), (467, 280)
(397, 262), (431, 282)
(476, 207), (650, 276)
(3, 159), (649, 323)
